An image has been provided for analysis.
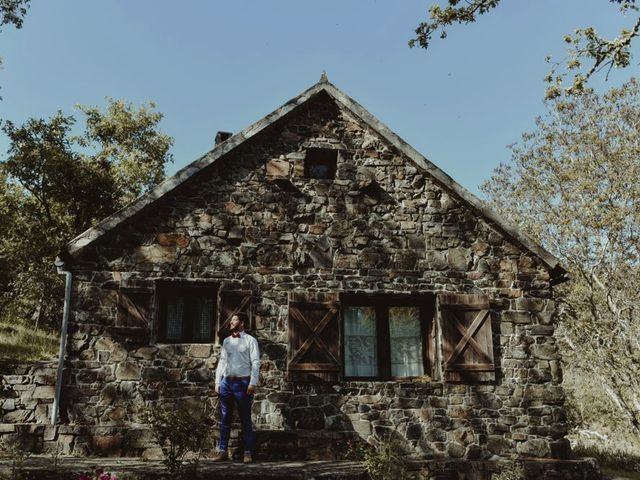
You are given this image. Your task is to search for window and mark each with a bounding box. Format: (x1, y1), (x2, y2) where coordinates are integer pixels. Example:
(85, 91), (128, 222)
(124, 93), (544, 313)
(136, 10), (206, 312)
(304, 148), (337, 179)
(342, 294), (434, 379)
(156, 282), (217, 343)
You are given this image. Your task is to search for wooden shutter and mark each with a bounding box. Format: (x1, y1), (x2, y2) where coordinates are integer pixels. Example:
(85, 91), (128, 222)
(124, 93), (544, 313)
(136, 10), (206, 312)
(288, 292), (341, 381)
(439, 293), (495, 382)
(218, 291), (253, 342)
(116, 289), (152, 328)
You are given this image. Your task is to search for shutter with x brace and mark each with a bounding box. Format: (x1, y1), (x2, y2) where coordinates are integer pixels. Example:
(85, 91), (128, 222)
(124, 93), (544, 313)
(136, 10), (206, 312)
(288, 292), (341, 381)
(439, 293), (495, 382)
(116, 288), (152, 329)
(218, 290), (253, 343)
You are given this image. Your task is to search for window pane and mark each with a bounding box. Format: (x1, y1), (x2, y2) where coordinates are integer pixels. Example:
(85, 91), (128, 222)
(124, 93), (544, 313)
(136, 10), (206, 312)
(193, 296), (214, 341)
(344, 306), (377, 377)
(309, 163), (331, 179)
(389, 307), (424, 377)
(166, 297), (184, 341)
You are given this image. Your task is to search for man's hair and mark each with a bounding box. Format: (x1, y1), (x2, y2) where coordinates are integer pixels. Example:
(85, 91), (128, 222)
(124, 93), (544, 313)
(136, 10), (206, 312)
(234, 312), (248, 326)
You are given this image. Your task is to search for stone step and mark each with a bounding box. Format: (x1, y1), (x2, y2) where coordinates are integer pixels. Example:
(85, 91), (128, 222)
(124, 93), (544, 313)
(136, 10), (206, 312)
(0, 457), (368, 480)
(0, 423), (359, 460)
(0, 455), (603, 480)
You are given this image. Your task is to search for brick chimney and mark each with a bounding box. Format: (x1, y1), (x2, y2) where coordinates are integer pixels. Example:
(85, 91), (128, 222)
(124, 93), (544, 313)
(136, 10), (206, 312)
(215, 131), (233, 145)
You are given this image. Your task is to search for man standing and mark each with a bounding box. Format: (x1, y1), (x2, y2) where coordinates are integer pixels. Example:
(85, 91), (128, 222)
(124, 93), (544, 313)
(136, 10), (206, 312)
(212, 313), (260, 463)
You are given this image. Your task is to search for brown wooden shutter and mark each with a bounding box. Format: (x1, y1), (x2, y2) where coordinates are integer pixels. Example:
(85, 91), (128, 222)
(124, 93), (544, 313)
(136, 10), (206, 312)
(116, 289), (152, 328)
(218, 291), (253, 342)
(288, 292), (341, 381)
(439, 293), (495, 382)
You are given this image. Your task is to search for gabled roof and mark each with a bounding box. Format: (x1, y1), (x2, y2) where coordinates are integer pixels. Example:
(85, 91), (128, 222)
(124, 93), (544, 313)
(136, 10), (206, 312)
(62, 75), (566, 282)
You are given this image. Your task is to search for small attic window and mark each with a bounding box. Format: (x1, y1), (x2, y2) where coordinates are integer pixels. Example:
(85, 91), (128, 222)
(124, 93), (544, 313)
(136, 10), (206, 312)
(305, 148), (337, 180)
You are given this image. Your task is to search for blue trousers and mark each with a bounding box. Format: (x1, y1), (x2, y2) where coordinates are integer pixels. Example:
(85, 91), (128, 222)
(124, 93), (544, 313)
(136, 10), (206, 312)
(218, 378), (254, 453)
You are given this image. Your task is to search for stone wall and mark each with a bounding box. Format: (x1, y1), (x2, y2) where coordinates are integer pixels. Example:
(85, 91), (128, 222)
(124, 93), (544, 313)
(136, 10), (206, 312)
(59, 92), (568, 461)
(1, 362), (56, 425)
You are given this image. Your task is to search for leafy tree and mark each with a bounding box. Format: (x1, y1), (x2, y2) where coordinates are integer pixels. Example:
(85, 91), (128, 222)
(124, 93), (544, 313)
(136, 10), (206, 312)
(481, 79), (640, 440)
(1, 0), (29, 30)
(410, 0), (640, 98)
(0, 0), (30, 99)
(0, 99), (173, 329)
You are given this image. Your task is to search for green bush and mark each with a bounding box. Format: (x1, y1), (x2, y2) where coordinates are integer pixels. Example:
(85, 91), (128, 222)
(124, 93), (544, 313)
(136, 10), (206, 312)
(146, 401), (214, 478)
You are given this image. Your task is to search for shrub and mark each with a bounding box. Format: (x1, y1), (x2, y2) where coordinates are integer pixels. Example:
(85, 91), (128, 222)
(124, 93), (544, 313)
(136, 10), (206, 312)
(345, 438), (410, 480)
(146, 401), (213, 477)
(492, 462), (526, 480)
(0, 440), (30, 480)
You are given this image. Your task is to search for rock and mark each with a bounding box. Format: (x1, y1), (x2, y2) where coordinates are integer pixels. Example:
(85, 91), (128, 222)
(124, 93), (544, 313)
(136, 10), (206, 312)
(533, 344), (560, 360)
(2, 399), (16, 411)
(212, 251), (237, 267)
(100, 385), (118, 406)
(447, 247), (471, 271)
(188, 344), (212, 358)
(266, 158), (291, 178)
(115, 362), (141, 381)
(451, 427), (475, 445)
(487, 435), (513, 454)
(517, 438), (550, 457)
(92, 435), (123, 455)
(156, 233), (189, 248)
(104, 406), (126, 422)
(447, 442), (466, 458)
(132, 245), (177, 264)
(502, 311), (531, 324)
(32, 386), (55, 399)
(471, 241), (490, 257)
(516, 297), (545, 312)
(289, 407), (325, 430)
(550, 438), (571, 459)
(131, 347), (158, 360)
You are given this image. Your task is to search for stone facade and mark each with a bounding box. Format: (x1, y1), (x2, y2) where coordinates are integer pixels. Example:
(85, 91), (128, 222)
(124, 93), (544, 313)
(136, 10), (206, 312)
(47, 82), (572, 465)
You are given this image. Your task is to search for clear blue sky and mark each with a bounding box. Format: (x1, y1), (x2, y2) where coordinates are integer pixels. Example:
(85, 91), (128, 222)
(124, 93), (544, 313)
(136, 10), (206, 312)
(1, 1), (638, 195)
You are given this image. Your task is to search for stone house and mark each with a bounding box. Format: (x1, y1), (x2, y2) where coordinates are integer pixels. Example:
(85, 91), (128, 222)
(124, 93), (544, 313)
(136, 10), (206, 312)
(52, 75), (575, 464)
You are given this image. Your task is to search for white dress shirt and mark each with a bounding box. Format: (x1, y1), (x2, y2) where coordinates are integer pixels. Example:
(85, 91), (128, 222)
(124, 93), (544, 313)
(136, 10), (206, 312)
(215, 331), (261, 386)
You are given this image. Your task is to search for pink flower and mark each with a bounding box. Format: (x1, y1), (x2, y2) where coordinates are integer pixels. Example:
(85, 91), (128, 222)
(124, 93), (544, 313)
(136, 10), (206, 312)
(99, 474), (111, 480)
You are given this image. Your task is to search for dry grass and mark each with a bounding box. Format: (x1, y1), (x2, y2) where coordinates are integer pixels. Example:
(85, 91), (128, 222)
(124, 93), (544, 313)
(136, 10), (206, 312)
(0, 318), (58, 363)
(573, 442), (640, 477)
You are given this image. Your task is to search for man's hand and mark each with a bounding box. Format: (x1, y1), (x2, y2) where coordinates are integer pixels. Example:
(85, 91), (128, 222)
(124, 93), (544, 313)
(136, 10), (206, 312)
(215, 384), (220, 395)
(247, 384), (256, 395)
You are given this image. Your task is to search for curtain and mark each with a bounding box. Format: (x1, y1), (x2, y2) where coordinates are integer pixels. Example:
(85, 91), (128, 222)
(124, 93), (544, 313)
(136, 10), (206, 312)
(193, 297), (214, 341)
(389, 307), (424, 377)
(344, 306), (377, 377)
(166, 296), (185, 341)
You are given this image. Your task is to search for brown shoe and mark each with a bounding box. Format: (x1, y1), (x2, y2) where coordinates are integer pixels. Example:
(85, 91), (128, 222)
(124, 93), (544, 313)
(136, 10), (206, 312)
(211, 450), (229, 462)
(243, 452), (253, 464)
